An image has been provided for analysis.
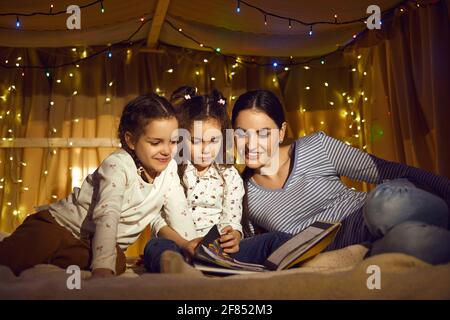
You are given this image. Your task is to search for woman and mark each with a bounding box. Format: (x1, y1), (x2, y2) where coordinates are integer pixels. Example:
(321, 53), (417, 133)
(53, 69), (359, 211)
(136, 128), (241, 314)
(231, 90), (450, 264)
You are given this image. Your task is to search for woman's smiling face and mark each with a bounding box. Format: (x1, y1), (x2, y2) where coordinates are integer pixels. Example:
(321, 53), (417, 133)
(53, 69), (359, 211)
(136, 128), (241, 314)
(233, 109), (286, 170)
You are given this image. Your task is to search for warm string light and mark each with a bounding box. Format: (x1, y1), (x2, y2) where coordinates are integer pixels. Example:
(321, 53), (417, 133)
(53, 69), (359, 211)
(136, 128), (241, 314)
(2, 1), (105, 18)
(0, 0), (420, 79)
(231, 0), (414, 34)
(3, 13), (385, 72)
(0, 52), (372, 218)
(2, 15), (152, 72)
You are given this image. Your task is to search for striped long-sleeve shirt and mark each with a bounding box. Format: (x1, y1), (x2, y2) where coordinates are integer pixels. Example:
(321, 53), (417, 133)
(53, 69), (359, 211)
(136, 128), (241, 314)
(246, 131), (450, 249)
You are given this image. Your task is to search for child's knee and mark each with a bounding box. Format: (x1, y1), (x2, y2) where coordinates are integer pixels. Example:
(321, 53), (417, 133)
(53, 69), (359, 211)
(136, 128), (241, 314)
(144, 238), (177, 255)
(143, 238), (181, 273)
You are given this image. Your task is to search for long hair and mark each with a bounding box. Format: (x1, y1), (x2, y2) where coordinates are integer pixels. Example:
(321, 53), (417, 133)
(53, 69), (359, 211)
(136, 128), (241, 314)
(231, 90), (286, 237)
(170, 86), (232, 193)
(118, 93), (176, 169)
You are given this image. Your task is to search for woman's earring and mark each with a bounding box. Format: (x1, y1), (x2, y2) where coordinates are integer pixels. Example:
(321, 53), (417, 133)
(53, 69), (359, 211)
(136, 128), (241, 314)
(137, 166), (144, 176)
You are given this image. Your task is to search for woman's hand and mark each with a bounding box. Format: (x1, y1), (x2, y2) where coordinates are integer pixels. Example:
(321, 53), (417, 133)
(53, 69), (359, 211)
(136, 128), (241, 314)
(219, 226), (242, 254)
(88, 268), (115, 280)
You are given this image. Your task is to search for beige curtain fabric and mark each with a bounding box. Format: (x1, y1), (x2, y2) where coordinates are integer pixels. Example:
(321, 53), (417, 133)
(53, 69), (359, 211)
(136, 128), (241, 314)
(376, 0), (450, 177)
(0, 0), (448, 256)
(0, 0), (401, 56)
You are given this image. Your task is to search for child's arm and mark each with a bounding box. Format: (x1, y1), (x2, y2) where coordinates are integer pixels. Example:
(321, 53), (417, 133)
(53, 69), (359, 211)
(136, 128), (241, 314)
(158, 164), (198, 240)
(220, 166), (245, 238)
(218, 166), (246, 253)
(90, 158), (127, 276)
(157, 225), (203, 257)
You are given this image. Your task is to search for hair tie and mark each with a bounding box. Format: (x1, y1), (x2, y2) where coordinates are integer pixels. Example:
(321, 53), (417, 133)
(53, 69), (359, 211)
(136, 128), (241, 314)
(218, 98), (226, 105)
(184, 94), (191, 100)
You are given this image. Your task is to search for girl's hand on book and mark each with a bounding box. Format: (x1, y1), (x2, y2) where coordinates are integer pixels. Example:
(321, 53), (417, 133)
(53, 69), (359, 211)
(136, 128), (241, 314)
(220, 226), (242, 254)
(181, 236), (204, 257)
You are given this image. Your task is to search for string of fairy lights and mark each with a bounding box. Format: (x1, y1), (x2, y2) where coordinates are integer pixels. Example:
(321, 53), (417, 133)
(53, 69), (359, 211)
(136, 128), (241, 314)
(0, 0), (434, 221)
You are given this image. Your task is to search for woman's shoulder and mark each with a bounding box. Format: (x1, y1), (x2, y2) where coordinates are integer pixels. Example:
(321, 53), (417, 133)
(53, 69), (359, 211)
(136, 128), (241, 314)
(292, 131), (330, 151)
(295, 131), (326, 144)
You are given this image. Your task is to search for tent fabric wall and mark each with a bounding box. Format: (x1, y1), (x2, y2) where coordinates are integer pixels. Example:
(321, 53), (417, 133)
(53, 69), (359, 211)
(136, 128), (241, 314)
(0, 0), (448, 257)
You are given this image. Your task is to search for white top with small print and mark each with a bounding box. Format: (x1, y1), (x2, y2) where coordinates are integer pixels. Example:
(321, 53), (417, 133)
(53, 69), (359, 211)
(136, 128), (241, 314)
(48, 148), (197, 273)
(181, 161), (245, 237)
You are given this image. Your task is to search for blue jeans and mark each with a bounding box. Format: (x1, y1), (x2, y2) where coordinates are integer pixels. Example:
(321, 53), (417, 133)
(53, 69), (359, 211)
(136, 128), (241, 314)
(143, 231), (292, 273)
(363, 178), (450, 264)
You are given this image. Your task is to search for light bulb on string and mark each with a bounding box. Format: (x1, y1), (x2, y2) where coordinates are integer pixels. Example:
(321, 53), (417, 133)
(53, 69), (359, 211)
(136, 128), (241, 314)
(236, 0), (240, 13)
(272, 62), (278, 67)
(15, 16), (21, 28)
(309, 25), (313, 36)
(264, 14), (267, 26)
(288, 19), (292, 29)
(50, 4), (54, 14)
(107, 51), (112, 59)
(100, 1), (105, 13)
(334, 14), (338, 23)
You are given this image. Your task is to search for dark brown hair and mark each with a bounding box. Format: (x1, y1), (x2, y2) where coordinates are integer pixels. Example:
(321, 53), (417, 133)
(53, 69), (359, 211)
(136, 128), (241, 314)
(170, 86), (232, 192)
(231, 90), (286, 237)
(118, 93), (177, 168)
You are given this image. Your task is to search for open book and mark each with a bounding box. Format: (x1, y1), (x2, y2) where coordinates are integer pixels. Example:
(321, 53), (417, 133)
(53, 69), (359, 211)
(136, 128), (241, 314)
(193, 221), (341, 275)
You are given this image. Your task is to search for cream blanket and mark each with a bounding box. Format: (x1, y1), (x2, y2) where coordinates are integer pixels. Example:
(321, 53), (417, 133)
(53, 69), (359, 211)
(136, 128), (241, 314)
(0, 232), (449, 299)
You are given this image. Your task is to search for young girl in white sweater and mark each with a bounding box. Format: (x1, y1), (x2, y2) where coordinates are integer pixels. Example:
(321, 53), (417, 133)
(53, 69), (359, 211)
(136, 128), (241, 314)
(0, 94), (199, 278)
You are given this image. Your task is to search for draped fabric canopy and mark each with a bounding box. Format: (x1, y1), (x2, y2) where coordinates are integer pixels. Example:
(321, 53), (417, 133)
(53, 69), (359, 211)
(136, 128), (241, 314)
(0, 0), (449, 256)
(1, 0), (401, 56)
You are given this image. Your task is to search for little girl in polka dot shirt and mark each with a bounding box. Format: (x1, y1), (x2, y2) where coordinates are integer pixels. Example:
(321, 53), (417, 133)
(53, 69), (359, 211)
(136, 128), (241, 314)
(143, 87), (292, 272)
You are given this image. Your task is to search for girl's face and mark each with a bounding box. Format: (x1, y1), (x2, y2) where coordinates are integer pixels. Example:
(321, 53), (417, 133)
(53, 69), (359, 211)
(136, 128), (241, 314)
(189, 118), (223, 170)
(233, 109), (286, 170)
(125, 117), (179, 173)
